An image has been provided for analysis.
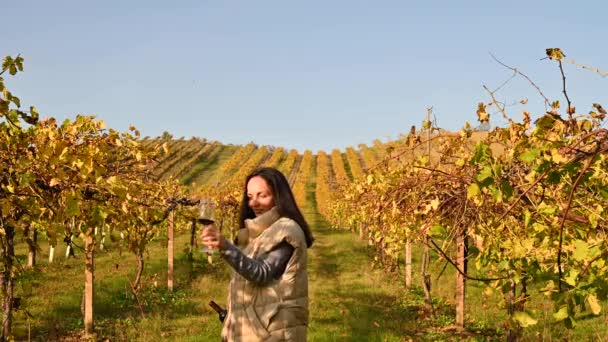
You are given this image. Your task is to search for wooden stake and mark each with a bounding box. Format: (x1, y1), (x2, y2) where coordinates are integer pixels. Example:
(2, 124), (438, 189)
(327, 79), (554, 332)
(27, 229), (37, 268)
(168, 211), (174, 292)
(84, 231), (95, 337)
(48, 245), (54, 263)
(456, 231), (466, 328)
(405, 239), (412, 289)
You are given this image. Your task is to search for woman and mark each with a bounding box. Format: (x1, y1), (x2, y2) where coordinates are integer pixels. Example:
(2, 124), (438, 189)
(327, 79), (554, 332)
(201, 167), (314, 341)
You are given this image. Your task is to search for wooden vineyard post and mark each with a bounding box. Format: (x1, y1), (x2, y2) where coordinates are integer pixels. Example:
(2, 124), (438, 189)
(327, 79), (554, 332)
(189, 219), (196, 261)
(27, 228), (37, 268)
(405, 239), (412, 289)
(84, 230), (95, 337)
(421, 238), (432, 310)
(1, 225), (15, 340)
(99, 225), (106, 251)
(48, 245), (55, 263)
(359, 223), (366, 240)
(168, 210), (174, 292)
(65, 234), (74, 258)
(456, 230), (467, 328)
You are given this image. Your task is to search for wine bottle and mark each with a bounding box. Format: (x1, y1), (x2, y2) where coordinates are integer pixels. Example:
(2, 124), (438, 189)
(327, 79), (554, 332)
(208, 300), (227, 322)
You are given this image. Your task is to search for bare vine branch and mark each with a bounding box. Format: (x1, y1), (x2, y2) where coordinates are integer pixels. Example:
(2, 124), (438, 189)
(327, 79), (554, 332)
(428, 239), (507, 282)
(489, 52), (550, 110)
(483, 85), (514, 124)
(558, 60), (574, 118)
(562, 57), (608, 77)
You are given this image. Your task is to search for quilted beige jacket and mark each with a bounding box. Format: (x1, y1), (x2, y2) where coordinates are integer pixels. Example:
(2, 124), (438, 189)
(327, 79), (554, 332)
(222, 207), (308, 341)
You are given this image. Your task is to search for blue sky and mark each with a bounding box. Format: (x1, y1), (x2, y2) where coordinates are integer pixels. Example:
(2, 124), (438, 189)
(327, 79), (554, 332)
(5, 1), (607, 152)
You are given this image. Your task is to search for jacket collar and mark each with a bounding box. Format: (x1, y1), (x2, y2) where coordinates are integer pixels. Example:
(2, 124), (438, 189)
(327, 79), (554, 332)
(244, 207), (280, 240)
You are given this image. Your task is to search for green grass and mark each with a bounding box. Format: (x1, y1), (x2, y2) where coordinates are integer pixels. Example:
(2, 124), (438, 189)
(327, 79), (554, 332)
(394, 240), (608, 341)
(12, 233), (230, 340)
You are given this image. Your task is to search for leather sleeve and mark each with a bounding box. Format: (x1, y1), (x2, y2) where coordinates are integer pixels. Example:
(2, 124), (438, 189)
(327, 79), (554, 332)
(221, 240), (295, 285)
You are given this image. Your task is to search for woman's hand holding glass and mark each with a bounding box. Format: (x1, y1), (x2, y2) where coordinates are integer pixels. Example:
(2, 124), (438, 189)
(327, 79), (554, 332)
(198, 199), (223, 254)
(201, 224), (225, 253)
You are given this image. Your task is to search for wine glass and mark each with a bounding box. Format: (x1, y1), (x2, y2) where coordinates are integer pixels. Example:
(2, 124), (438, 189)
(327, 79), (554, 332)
(198, 199), (217, 255)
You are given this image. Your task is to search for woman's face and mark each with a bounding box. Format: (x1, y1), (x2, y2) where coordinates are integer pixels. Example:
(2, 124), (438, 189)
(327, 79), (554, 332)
(247, 176), (275, 216)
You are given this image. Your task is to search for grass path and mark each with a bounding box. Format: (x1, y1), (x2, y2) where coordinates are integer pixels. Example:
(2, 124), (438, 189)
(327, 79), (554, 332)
(307, 214), (417, 340)
(304, 155), (417, 340)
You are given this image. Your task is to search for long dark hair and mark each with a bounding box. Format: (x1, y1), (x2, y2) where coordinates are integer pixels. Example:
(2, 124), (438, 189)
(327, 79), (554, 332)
(239, 167), (314, 248)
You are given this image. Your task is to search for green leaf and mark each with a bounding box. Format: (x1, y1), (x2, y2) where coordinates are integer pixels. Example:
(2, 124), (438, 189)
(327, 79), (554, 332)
(510, 241), (527, 258)
(2, 56), (13, 71)
(7, 110), (21, 127)
(19, 172), (35, 187)
(519, 148), (541, 164)
(467, 183), (480, 199)
(0, 98), (8, 114)
(498, 260), (510, 270)
(537, 202), (557, 216)
(589, 214), (598, 229)
(587, 294), (602, 315)
(491, 185), (502, 203)
(532, 222), (547, 233)
(429, 225), (447, 238)
(67, 193), (81, 216)
(523, 209), (531, 228)
(471, 142), (489, 165)
(15, 56), (24, 71)
(564, 270), (579, 287)
(92, 207), (109, 224)
(553, 306), (569, 321)
(501, 180), (513, 199)
(11, 95), (20, 108)
(572, 240), (590, 262)
(475, 165), (493, 183)
(513, 311), (538, 327)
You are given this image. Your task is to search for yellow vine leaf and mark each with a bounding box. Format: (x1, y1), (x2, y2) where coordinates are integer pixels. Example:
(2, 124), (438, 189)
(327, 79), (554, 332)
(587, 294), (602, 315)
(513, 311), (538, 327)
(546, 48), (565, 61)
(477, 102), (489, 123)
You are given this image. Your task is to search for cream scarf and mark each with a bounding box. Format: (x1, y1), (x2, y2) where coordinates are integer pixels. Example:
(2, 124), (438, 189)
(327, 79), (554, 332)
(236, 207), (280, 247)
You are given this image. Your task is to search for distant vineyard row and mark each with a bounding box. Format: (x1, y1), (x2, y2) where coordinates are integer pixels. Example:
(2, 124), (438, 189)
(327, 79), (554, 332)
(143, 135), (394, 215)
